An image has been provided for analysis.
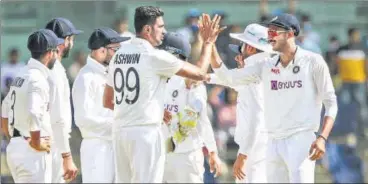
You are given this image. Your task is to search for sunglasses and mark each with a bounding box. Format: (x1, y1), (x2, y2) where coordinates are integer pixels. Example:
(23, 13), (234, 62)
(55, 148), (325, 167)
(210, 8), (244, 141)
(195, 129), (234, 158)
(105, 46), (120, 52)
(267, 29), (289, 37)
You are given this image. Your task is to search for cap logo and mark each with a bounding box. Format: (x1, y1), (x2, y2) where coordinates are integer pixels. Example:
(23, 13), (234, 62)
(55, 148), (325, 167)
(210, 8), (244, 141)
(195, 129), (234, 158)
(271, 16), (278, 22)
(247, 30), (256, 37)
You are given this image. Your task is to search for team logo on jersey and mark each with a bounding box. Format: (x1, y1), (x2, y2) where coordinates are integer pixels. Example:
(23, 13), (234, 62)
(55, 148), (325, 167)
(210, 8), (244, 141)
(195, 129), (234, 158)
(293, 65), (300, 74)
(271, 80), (302, 90)
(172, 90), (178, 98)
(271, 68), (280, 74)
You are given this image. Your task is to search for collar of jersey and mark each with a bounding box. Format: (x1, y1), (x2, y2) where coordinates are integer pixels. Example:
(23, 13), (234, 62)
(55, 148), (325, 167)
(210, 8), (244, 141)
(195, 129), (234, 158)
(274, 46), (303, 67)
(131, 37), (154, 49)
(27, 58), (51, 78)
(86, 55), (107, 75)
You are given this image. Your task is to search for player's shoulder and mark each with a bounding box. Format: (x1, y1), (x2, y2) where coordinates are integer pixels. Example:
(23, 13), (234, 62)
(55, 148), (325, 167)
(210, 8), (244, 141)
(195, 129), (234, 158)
(297, 47), (325, 64)
(74, 66), (95, 84)
(246, 52), (275, 65)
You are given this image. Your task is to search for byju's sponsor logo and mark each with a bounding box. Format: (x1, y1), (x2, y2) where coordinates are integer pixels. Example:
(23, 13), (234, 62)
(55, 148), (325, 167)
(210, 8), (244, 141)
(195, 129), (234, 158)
(270, 80), (302, 90)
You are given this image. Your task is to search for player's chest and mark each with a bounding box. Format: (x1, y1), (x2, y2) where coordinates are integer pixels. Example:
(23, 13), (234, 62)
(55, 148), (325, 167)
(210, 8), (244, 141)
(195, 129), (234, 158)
(164, 83), (189, 113)
(262, 62), (311, 93)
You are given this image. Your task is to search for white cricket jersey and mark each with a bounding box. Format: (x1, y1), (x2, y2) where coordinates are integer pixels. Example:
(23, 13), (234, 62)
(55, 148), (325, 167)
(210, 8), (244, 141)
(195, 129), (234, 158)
(49, 60), (72, 153)
(163, 76), (217, 153)
(1, 58), (52, 137)
(72, 56), (114, 140)
(1, 62), (25, 95)
(213, 47), (338, 139)
(208, 52), (269, 156)
(107, 37), (184, 128)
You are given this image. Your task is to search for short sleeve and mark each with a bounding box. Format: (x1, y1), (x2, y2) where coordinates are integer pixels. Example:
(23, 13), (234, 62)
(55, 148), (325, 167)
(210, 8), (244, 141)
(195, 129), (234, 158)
(151, 50), (184, 78)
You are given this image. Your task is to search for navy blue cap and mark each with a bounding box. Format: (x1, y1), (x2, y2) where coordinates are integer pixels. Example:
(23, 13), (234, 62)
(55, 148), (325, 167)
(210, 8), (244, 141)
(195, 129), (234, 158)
(186, 8), (201, 18)
(159, 32), (191, 59)
(27, 29), (65, 53)
(45, 17), (83, 38)
(229, 44), (241, 54)
(88, 27), (130, 50)
(264, 13), (300, 36)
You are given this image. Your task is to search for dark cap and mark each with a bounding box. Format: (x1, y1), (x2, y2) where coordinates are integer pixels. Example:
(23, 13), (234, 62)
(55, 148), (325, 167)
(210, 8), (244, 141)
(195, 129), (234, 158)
(228, 44), (241, 54)
(264, 13), (300, 36)
(158, 32), (191, 59)
(27, 29), (65, 53)
(45, 17), (83, 38)
(88, 27), (130, 50)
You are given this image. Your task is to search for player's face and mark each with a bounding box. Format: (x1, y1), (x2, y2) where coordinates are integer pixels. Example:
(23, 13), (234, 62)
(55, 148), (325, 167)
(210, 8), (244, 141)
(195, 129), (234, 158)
(268, 25), (289, 52)
(46, 49), (58, 69)
(151, 16), (166, 46)
(62, 35), (75, 58)
(104, 43), (121, 65)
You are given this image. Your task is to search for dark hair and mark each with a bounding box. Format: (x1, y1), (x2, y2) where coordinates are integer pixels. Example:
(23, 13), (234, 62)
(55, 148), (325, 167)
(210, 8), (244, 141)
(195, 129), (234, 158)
(134, 6), (164, 33)
(330, 35), (338, 42)
(9, 48), (19, 56)
(31, 51), (48, 60)
(348, 27), (358, 37)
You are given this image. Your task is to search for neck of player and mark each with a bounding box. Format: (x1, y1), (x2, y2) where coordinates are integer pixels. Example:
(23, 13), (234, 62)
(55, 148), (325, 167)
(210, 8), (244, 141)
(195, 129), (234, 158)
(279, 44), (297, 67)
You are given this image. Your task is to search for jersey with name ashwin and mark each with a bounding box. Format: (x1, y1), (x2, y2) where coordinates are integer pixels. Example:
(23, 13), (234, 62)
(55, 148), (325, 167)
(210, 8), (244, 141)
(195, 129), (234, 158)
(107, 38), (184, 127)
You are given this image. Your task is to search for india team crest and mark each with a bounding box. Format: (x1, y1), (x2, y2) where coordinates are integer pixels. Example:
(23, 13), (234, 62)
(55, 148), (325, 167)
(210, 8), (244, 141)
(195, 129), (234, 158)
(293, 65), (300, 74)
(172, 90), (178, 98)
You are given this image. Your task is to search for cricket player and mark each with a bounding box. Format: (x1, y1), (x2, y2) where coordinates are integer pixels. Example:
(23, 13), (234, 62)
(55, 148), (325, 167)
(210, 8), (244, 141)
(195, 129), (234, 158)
(45, 17), (81, 182)
(72, 27), (130, 183)
(1, 29), (62, 183)
(208, 23), (274, 183)
(209, 13), (338, 183)
(159, 32), (222, 183)
(102, 6), (224, 182)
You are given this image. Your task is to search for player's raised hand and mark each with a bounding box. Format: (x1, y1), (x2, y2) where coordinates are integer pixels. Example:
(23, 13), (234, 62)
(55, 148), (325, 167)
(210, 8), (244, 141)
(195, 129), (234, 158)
(309, 136), (326, 161)
(201, 13), (227, 44)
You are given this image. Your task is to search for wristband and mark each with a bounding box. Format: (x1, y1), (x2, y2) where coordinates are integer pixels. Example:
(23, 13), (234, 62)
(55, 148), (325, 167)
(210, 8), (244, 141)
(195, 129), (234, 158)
(62, 152), (71, 159)
(317, 134), (327, 142)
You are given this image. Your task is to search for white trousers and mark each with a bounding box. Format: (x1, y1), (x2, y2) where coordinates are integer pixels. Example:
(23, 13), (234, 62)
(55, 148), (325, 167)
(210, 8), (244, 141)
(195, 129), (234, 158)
(236, 133), (268, 183)
(6, 137), (52, 183)
(266, 130), (316, 183)
(113, 125), (165, 183)
(51, 146), (65, 183)
(163, 148), (205, 183)
(80, 138), (115, 183)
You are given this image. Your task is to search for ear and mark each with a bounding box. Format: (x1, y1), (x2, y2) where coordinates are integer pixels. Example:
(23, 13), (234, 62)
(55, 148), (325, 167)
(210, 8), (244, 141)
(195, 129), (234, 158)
(288, 31), (294, 38)
(143, 25), (151, 34)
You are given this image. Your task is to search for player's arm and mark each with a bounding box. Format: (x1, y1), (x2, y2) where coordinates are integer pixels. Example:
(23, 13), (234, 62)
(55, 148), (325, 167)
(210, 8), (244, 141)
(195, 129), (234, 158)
(235, 88), (263, 158)
(190, 85), (222, 176)
(1, 93), (10, 139)
(313, 56), (338, 140)
(211, 47), (263, 86)
(27, 79), (50, 153)
(103, 59), (115, 110)
(49, 75), (72, 155)
(192, 86), (218, 154)
(72, 76), (113, 132)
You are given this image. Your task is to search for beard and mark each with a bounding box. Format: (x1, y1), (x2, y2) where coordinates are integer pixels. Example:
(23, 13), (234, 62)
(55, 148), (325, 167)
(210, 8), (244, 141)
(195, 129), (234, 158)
(62, 45), (71, 58)
(47, 58), (56, 69)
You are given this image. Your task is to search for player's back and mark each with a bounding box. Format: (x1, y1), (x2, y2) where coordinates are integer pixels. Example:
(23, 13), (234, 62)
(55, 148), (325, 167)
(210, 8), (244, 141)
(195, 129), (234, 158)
(6, 61), (51, 137)
(107, 37), (183, 128)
